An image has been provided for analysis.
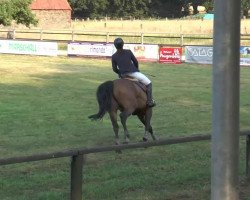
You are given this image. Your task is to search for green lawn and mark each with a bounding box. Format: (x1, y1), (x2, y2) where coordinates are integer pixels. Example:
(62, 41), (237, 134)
(0, 54), (250, 199)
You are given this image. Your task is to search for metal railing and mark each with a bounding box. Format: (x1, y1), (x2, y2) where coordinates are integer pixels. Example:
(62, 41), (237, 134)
(1, 131), (250, 200)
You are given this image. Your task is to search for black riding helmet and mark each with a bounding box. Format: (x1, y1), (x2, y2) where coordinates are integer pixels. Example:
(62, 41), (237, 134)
(114, 38), (124, 49)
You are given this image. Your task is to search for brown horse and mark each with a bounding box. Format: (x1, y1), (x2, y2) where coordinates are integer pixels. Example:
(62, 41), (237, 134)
(88, 79), (157, 145)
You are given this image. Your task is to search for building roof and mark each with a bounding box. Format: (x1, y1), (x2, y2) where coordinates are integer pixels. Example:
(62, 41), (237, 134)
(30, 0), (72, 10)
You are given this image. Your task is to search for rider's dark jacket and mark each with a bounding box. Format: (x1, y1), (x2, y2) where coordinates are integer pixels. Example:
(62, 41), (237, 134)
(111, 49), (139, 76)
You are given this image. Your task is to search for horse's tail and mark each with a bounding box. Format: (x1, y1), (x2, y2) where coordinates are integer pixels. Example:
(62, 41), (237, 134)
(88, 81), (114, 120)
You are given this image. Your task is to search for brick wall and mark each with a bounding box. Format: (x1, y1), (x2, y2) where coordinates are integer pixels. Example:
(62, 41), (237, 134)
(32, 10), (71, 29)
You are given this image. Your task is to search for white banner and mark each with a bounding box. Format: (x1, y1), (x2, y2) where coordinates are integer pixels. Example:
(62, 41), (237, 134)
(68, 43), (115, 57)
(124, 44), (159, 61)
(0, 40), (58, 56)
(68, 42), (159, 61)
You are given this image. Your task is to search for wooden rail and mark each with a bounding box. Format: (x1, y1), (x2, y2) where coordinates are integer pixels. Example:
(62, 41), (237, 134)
(1, 29), (250, 47)
(0, 28), (216, 45)
(1, 131), (250, 200)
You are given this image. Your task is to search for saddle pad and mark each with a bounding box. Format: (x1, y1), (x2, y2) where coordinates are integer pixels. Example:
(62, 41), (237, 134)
(123, 77), (146, 92)
(124, 77), (138, 82)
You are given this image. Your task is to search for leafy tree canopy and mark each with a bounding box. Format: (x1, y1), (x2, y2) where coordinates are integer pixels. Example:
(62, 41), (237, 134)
(69, 0), (250, 19)
(0, 0), (37, 27)
(69, 0), (205, 19)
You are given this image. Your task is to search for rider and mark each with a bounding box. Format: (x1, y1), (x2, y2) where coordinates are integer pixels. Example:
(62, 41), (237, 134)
(111, 37), (156, 107)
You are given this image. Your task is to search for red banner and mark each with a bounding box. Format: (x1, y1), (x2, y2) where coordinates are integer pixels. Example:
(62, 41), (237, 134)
(159, 47), (182, 64)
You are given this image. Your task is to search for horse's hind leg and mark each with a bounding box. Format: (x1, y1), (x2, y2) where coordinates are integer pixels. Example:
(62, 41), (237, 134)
(120, 111), (131, 143)
(109, 111), (120, 145)
(137, 109), (157, 141)
(109, 111), (123, 154)
(145, 108), (157, 140)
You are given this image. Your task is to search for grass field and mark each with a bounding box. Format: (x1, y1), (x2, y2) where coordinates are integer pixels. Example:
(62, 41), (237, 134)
(72, 19), (214, 34)
(72, 19), (250, 35)
(2, 19), (250, 46)
(0, 54), (250, 199)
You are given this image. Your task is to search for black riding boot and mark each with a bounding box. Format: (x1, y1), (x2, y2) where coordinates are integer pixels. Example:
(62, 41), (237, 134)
(146, 83), (156, 107)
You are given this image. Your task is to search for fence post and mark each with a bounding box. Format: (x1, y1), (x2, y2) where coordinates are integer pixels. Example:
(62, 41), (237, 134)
(180, 34), (184, 46)
(246, 135), (250, 180)
(106, 32), (109, 43)
(40, 29), (43, 40)
(141, 33), (144, 44)
(13, 29), (16, 39)
(71, 154), (85, 200)
(72, 30), (75, 42)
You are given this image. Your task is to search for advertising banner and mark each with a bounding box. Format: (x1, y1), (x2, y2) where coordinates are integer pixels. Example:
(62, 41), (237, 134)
(0, 40), (58, 56)
(124, 44), (159, 62)
(68, 42), (159, 62)
(68, 43), (115, 57)
(159, 47), (182, 64)
(185, 46), (213, 64)
(185, 45), (250, 66)
(240, 46), (250, 66)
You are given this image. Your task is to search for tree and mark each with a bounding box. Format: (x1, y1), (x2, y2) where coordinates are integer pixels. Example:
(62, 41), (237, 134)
(69, 0), (109, 18)
(179, 0), (213, 15)
(242, 0), (250, 17)
(70, 0), (153, 19)
(69, 0), (108, 19)
(0, 0), (37, 27)
(0, 0), (12, 25)
(69, 0), (250, 19)
(202, 0), (214, 12)
(188, 0), (205, 14)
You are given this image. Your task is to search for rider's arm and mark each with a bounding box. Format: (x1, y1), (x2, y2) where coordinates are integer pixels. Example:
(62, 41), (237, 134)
(130, 50), (139, 69)
(112, 57), (121, 76)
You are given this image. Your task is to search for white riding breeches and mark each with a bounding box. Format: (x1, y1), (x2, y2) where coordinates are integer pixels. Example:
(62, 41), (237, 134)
(126, 72), (151, 85)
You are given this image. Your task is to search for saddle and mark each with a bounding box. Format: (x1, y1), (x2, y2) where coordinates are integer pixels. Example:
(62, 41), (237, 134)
(122, 75), (147, 92)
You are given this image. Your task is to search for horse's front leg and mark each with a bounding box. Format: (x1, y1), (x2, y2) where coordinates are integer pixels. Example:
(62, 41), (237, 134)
(120, 111), (131, 143)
